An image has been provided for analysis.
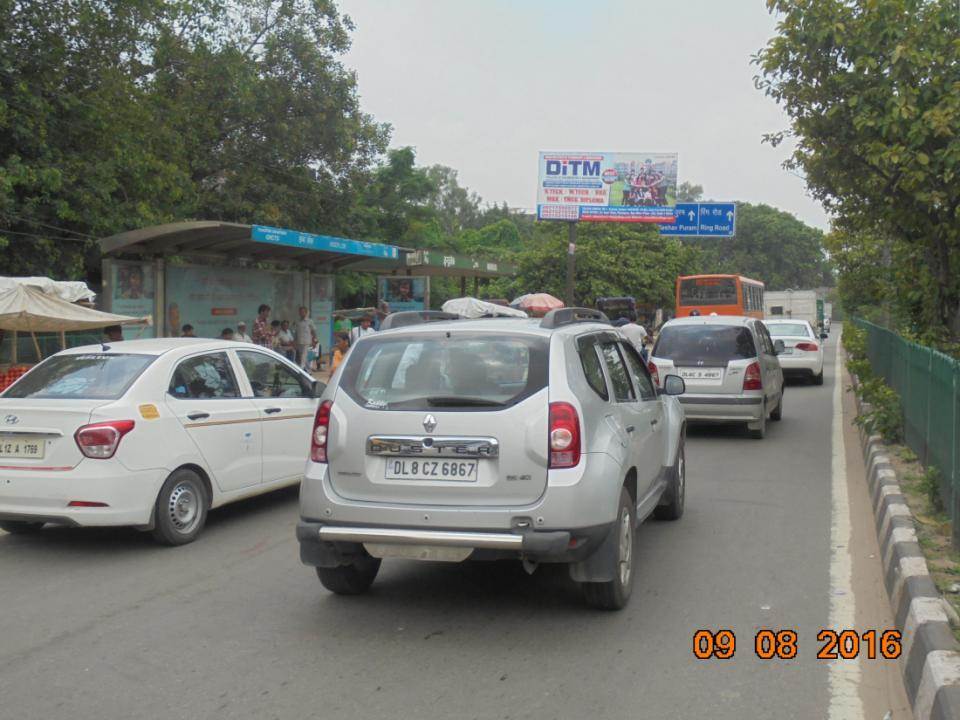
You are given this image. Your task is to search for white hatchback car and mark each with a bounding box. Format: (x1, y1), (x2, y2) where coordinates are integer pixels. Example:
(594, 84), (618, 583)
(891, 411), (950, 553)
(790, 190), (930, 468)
(762, 319), (826, 385)
(0, 339), (322, 544)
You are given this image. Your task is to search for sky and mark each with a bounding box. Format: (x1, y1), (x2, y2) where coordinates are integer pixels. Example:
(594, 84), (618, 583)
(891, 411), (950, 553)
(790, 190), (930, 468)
(337, 0), (830, 230)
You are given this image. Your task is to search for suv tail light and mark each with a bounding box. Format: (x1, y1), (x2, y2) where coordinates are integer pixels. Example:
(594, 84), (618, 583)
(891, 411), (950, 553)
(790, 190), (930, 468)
(549, 402), (581, 469)
(310, 400), (333, 463)
(74, 420), (135, 459)
(742, 361), (763, 391)
(795, 342), (819, 352)
(648, 360), (660, 386)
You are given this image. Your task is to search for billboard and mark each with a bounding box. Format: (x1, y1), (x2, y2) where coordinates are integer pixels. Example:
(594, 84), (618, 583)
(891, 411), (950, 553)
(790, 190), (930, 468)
(378, 276), (428, 313)
(109, 260), (156, 339)
(537, 151), (678, 222)
(165, 265), (304, 338)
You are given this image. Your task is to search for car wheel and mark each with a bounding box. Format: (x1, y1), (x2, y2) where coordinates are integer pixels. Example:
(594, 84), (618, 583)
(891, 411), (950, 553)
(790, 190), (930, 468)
(770, 392), (783, 421)
(583, 486), (636, 610)
(151, 469), (208, 546)
(0, 520), (44, 534)
(654, 439), (685, 521)
(748, 402), (767, 439)
(812, 370), (824, 386)
(316, 553), (381, 595)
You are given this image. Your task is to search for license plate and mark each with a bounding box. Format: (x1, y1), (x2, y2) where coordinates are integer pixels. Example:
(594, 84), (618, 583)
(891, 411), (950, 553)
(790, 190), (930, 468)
(0, 436), (45, 459)
(678, 367), (723, 383)
(384, 458), (478, 482)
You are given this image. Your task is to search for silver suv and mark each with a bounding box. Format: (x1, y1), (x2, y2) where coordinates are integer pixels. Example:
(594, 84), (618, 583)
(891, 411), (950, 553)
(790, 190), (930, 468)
(649, 315), (785, 439)
(297, 308), (687, 609)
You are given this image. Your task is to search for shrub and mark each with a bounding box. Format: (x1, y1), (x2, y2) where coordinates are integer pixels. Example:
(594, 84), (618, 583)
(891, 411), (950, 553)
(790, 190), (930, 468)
(843, 325), (867, 361)
(854, 377), (903, 444)
(921, 466), (945, 513)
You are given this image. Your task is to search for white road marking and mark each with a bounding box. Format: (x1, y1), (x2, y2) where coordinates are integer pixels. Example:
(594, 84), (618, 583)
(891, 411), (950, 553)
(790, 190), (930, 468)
(829, 330), (865, 719)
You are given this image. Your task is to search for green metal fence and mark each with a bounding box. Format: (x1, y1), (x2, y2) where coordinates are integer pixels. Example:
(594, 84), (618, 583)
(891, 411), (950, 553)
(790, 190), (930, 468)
(853, 319), (960, 534)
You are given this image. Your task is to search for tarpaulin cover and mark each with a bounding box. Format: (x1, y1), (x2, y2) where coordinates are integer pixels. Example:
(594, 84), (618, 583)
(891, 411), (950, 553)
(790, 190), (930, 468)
(0, 276), (97, 303)
(441, 297), (528, 319)
(0, 285), (150, 332)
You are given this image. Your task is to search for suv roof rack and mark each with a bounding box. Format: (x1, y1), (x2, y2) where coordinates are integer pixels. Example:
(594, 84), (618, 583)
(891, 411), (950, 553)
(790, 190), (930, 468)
(540, 307), (610, 329)
(379, 311), (461, 331)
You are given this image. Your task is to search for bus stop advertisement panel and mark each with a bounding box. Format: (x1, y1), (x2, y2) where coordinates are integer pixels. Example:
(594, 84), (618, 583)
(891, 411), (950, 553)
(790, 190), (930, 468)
(165, 264), (305, 338)
(378, 276), (428, 313)
(105, 259), (157, 339)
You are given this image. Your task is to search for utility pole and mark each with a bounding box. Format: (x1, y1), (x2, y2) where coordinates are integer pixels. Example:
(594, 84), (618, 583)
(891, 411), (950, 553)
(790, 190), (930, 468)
(566, 221), (577, 307)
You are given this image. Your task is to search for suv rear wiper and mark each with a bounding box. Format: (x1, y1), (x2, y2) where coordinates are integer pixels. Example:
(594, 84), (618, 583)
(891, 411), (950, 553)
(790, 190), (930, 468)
(425, 396), (506, 407)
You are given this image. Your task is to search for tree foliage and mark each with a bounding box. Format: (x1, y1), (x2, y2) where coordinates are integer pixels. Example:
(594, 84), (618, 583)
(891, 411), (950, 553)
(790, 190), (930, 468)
(756, 0), (960, 342)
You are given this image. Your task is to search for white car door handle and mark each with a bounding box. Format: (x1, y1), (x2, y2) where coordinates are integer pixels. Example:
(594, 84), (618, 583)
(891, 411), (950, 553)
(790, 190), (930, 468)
(187, 412), (210, 421)
(264, 407), (282, 415)
(625, 425), (636, 433)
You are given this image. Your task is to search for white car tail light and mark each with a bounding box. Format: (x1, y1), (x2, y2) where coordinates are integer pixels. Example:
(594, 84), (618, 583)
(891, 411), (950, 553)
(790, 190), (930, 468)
(74, 420), (135, 459)
(549, 402), (581, 469)
(795, 342), (819, 352)
(311, 400), (332, 463)
(742, 361), (763, 391)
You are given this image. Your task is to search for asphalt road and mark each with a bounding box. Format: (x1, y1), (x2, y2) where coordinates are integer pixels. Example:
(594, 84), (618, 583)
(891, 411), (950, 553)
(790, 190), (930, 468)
(0, 335), (904, 719)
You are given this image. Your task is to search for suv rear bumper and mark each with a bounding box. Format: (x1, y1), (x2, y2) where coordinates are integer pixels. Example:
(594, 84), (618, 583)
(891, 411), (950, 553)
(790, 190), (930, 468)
(297, 520), (612, 567)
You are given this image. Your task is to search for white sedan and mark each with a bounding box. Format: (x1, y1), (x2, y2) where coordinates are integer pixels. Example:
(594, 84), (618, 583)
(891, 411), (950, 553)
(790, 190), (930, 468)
(0, 339), (322, 544)
(762, 319), (826, 385)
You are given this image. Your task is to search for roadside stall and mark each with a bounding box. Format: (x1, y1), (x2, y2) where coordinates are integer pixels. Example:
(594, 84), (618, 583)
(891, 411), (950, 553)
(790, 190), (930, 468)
(0, 284), (151, 391)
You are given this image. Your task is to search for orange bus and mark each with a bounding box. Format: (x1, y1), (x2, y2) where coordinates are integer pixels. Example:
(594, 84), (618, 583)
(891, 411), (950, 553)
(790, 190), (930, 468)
(675, 274), (765, 319)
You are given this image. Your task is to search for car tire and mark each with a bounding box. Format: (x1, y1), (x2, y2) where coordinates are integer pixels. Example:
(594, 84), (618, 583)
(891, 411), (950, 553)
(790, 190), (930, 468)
(748, 402), (767, 440)
(0, 520), (44, 534)
(654, 439), (685, 521)
(770, 392), (783, 421)
(582, 486), (636, 610)
(316, 553), (381, 595)
(151, 469), (209, 546)
(812, 370), (824, 386)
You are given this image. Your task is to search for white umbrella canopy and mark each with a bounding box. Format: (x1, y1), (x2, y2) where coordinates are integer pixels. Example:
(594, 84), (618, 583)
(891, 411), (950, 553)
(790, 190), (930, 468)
(0, 285), (150, 332)
(441, 297), (528, 319)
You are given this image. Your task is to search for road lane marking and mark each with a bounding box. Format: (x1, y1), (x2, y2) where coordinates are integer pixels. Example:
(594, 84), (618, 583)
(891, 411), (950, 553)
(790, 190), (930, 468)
(829, 331), (865, 719)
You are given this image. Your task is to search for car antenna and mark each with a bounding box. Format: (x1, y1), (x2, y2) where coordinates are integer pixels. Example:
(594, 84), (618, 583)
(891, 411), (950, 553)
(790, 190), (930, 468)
(101, 342), (110, 352)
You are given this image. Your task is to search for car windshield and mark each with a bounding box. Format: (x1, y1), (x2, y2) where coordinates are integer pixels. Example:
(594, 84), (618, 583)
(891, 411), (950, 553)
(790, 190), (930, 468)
(654, 325), (757, 366)
(765, 322), (811, 338)
(339, 332), (548, 411)
(679, 277), (738, 306)
(2, 353), (155, 400)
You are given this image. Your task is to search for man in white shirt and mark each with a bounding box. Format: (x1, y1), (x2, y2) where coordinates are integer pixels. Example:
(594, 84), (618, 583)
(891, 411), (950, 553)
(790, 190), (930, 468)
(235, 321), (253, 343)
(614, 316), (649, 357)
(294, 306), (318, 371)
(349, 315), (375, 344)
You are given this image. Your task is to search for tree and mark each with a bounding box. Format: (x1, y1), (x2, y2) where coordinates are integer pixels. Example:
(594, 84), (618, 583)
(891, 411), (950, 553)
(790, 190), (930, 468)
(688, 202), (831, 290)
(756, 0), (960, 341)
(676, 182), (704, 202)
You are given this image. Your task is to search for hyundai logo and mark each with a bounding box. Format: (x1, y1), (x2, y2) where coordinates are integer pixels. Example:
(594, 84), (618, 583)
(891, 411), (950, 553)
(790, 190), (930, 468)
(423, 414), (437, 433)
(4, 415), (19, 425)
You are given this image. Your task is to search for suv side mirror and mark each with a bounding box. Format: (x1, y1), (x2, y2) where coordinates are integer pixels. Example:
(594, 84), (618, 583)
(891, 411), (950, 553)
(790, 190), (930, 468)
(663, 374), (685, 396)
(773, 339), (786, 355)
(820, 333), (828, 340)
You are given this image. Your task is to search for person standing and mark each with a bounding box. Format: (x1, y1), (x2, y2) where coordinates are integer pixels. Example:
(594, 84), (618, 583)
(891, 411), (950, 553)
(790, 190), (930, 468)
(294, 306), (317, 371)
(103, 325), (124, 342)
(331, 332), (350, 373)
(253, 304), (272, 347)
(220, 328), (235, 341)
(349, 315), (375, 344)
(235, 321), (252, 343)
(614, 314), (649, 358)
(278, 320), (296, 361)
(181, 324), (196, 337)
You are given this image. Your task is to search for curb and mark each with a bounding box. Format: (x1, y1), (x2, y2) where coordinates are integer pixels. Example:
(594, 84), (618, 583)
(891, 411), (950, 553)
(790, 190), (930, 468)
(850, 372), (960, 720)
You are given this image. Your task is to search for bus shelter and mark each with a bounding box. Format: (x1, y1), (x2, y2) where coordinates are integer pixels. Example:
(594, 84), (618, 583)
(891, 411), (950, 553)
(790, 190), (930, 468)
(99, 221), (515, 348)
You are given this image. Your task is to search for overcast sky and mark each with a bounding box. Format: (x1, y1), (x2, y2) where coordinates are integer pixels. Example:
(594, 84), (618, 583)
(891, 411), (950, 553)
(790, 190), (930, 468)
(338, 0), (830, 230)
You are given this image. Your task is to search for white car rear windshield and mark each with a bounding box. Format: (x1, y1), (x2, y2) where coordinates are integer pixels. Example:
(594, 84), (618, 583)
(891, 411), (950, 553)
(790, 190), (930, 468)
(654, 325), (757, 366)
(765, 322), (811, 338)
(339, 333), (548, 411)
(2, 354), (155, 400)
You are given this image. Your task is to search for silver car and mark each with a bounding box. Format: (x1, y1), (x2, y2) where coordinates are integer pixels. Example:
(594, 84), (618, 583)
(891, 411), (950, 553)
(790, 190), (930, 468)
(649, 315), (784, 439)
(297, 308), (687, 610)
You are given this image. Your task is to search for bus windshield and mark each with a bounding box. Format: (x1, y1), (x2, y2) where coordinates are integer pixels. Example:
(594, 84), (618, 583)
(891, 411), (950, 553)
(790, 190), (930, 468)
(679, 277), (738, 306)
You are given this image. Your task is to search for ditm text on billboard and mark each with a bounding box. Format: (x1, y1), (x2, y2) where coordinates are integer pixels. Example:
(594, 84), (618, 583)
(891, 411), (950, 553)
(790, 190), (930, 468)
(537, 151), (679, 223)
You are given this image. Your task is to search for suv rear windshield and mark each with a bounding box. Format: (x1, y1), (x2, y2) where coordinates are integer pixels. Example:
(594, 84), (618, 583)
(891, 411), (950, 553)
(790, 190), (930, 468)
(653, 325), (757, 366)
(2, 354), (155, 399)
(339, 332), (548, 411)
(679, 277), (738, 306)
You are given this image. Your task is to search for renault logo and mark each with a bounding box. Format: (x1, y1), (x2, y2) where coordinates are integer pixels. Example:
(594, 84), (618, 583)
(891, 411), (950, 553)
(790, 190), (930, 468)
(423, 414), (437, 433)
(4, 415), (19, 425)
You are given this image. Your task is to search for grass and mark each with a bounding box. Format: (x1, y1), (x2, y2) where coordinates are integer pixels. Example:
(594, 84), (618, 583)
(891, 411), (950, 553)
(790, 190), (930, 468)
(889, 445), (960, 639)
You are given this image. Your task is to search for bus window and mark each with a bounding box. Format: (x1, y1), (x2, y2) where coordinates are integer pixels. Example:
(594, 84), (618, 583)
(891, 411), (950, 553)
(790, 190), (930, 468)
(678, 277), (738, 306)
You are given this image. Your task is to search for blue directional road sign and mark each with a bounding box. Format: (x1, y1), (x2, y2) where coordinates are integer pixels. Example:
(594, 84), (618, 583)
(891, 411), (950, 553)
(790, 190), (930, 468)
(252, 225), (400, 259)
(659, 203), (736, 237)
